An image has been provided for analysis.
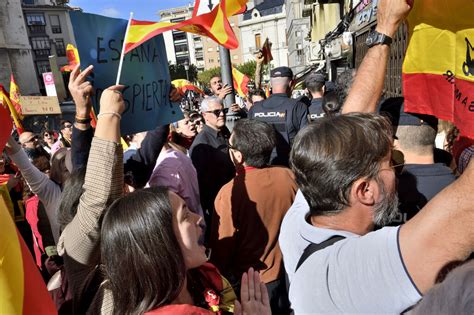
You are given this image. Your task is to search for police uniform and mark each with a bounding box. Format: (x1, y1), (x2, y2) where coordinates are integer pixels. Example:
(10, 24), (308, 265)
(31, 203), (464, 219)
(379, 97), (456, 225)
(248, 67), (309, 166)
(308, 97), (324, 122)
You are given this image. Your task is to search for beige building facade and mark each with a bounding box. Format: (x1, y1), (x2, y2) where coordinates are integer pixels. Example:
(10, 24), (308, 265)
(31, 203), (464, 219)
(0, 0), (40, 95)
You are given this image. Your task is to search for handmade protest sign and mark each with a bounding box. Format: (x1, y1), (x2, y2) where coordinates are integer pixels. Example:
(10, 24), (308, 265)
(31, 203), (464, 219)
(69, 11), (182, 135)
(21, 96), (61, 115)
(402, 0), (474, 138)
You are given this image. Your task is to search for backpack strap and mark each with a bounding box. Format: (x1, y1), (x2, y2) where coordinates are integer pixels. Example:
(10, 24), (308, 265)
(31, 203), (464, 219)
(295, 236), (346, 272)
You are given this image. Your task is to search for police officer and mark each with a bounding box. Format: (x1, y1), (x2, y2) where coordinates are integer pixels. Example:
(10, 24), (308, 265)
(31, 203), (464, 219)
(305, 72), (326, 122)
(248, 66), (309, 166)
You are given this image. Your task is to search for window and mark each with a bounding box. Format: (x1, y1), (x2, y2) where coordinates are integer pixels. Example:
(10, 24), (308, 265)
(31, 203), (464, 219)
(255, 33), (261, 49)
(207, 47), (214, 52)
(209, 59), (214, 63)
(49, 15), (62, 33)
(26, 14), (45, 25)
(22, 0), (35, 4)
(296, 31), (301, 37)
(173, 31), (187, 41)
(31, 36), (51, 57)
(35, 60), (51, 75)
(55, 39), (66, 57)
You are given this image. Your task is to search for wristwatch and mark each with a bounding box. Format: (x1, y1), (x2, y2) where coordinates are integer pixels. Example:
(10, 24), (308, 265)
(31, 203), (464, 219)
(366, 30), (392, 48)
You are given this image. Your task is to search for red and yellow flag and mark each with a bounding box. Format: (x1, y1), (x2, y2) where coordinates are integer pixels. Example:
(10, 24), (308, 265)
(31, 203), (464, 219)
(0, 97), (12, 153)
(124, 0), (248, 54)
(261, 38), (273, 65)
(0, 201), (57, 314)
(9, 74), (23, 120)
(402, 0), (474, 138)
(0, 85), (23, 134)
(232, 66), (250, 97)
(60, 44), (80, 72)
(172, 79), (204, 96)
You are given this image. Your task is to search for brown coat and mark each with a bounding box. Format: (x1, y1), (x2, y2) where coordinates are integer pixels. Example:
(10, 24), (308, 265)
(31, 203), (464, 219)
(210, 166), (297, 284)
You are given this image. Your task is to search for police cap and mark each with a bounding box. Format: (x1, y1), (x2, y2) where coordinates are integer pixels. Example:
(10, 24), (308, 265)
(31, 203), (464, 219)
(378, 97), (438, 129)
(271, 66), (293, 78)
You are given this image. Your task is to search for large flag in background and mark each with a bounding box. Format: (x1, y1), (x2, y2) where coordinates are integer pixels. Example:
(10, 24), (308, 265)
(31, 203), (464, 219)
(0, 85), (23, 134)
(232, 66), (250, 97)
(60, 44), (80, 72)
(9, 74), (23, 120)
(124, 0), (248, 54)
(0, 203), (57, 314)
(402, 0), (474, 138)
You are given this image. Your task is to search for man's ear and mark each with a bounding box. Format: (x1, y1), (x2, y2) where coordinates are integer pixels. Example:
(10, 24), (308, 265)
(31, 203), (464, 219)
(229, 149), (244, 166)
(351, 177), (377, 206)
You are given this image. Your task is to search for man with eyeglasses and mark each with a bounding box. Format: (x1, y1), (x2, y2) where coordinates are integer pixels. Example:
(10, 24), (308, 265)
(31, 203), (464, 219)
(19, 131), (48, 160)
(279, 0), (474, 313)
(189, 96), (235, 233)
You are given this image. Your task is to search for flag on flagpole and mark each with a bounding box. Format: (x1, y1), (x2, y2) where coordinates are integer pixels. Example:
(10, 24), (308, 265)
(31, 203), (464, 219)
(402, 0), (474, 138)
(124, 0), (248, 54)
(60, 44), (80, 72)
(232, 66), (250, 97)
(9, 74), (23, 120)
(264, 84), (271, 98)
(261, 38), (273, 65)
(0, 85), (23, 134)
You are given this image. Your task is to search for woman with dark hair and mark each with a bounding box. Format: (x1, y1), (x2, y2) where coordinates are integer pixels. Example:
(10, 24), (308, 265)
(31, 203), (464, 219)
(42, 130), (56, 154)
(102, 187), (270, 314)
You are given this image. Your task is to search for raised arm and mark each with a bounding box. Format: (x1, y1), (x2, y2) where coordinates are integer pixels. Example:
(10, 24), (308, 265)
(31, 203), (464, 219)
(400, 160), (474, 294)
(59, 85), (124, 266)
(5, 137), (62, 241)
(342, 0), (412, 114)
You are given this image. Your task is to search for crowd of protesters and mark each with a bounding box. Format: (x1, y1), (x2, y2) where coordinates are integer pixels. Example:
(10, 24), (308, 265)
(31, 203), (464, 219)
(2, 0), (474, 314)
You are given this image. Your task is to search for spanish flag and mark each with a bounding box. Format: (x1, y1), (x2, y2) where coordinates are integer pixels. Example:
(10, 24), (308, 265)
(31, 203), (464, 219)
(261, 38), (273, 65)
(232, 66), (250, 97)
(172, 79), (204, 96)
(60, 44), (80, 72)
(0, 84), (23, 134)
(0, 97), (12, 153)
(9, 74), (23, 120)
(0, 202), (57, 314)
(124, 0), (248, 54)
(402, 0), (474, 138)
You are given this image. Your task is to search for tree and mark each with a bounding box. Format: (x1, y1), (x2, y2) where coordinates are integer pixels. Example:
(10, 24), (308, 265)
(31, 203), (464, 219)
(235, 60), (256, 80)
(197, 66), (221, 87)
(169, 62), (198, 82)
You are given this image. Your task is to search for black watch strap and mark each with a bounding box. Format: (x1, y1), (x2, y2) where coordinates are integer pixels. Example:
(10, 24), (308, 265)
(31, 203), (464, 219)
(366, 31), (393, 48)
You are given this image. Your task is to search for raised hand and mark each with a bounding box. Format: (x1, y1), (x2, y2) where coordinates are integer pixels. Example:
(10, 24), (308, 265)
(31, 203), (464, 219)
(234, 268), (271, 315)
(68, 64), (94, 119)
(218, 84), (233, 100)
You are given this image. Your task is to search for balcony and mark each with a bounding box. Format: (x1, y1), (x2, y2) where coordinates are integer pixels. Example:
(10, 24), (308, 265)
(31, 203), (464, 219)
(33, 49), (51, 58)
(28, 25), (46, 34)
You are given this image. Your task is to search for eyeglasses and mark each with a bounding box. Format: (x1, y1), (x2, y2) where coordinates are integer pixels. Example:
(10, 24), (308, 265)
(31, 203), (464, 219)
(227, 143), (237, 150)
(380, 161), (405, 174)
(63, 124), (73, 129)
(25, 136), (38, 143)
(193, 119), (202, 126)
(206, 108), (228, 117)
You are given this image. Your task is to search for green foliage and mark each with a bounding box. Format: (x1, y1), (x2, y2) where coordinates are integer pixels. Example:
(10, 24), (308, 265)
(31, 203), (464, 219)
(169, 61), (198, 82)
(235, 60), (256, 80)
(197, 67), (221, 87)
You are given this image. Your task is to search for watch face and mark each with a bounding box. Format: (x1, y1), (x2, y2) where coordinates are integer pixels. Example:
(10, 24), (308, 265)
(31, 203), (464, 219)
(366, 33), (376, 46)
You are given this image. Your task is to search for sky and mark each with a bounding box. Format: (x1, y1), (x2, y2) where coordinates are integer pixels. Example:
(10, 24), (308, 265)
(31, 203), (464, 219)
(68, 0), (195, 21)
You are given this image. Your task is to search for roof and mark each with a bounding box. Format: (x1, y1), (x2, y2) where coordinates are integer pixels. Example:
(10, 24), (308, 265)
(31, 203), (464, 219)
(243, 0), (284, 20)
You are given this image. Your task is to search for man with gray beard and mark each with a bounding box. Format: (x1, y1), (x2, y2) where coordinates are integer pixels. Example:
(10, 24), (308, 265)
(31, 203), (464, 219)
(279, 0), (474, 313)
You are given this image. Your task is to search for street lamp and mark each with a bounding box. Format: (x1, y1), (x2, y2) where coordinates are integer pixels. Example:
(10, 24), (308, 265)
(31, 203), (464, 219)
(184, 60), (190, 81)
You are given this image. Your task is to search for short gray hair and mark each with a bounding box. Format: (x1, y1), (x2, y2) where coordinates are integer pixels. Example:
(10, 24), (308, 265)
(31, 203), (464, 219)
(200, 96), (222, 112)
